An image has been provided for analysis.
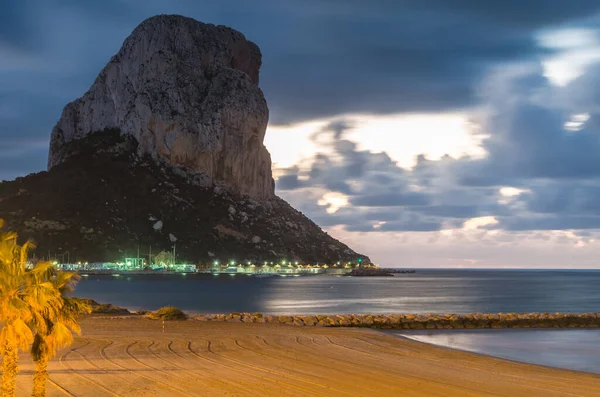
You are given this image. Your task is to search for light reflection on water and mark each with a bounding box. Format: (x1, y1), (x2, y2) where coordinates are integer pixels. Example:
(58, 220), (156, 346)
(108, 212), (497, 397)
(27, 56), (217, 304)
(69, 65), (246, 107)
(74, 269), (600, 315)
(397, 329), (600, 374)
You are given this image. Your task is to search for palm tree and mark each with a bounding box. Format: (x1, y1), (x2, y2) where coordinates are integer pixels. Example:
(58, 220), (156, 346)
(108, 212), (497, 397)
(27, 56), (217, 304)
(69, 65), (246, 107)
(30, 270), (90, 397)
(0, 220), (88, 397)
(0, 221), (38, 397)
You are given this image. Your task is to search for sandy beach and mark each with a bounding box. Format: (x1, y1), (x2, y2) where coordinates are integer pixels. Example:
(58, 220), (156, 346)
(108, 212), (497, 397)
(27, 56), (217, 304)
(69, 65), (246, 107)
(13, 316), (600, 396)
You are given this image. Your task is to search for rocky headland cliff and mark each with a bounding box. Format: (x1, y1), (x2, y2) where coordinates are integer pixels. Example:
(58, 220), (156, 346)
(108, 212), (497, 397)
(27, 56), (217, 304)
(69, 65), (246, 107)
(49, 14), (273, 199)
(0, 15), (369, 264)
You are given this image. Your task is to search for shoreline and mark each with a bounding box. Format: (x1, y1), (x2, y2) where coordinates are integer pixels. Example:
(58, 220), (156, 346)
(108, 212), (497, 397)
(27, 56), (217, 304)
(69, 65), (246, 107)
(394, 329), (600, 376)
(14, 315), (599, 396)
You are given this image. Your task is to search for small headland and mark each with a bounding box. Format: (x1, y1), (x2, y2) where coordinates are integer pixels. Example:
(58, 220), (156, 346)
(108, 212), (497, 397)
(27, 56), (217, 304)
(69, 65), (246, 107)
(344, 268), (416, 276)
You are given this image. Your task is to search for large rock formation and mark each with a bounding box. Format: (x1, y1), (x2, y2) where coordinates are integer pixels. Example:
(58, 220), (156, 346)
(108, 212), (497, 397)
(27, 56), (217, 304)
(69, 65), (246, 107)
(0, 129), (368, 264)
(1, 15), (370, 265)
(49, 14), (273, 199)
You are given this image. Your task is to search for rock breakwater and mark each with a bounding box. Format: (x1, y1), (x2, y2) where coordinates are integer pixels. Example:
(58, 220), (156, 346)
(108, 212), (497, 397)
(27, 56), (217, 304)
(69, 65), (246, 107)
(191, 312), (600, 329)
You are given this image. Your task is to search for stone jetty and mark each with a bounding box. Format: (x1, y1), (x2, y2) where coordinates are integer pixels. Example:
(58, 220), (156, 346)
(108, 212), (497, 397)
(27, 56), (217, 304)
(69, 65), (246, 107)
(190, 312), (600, 329)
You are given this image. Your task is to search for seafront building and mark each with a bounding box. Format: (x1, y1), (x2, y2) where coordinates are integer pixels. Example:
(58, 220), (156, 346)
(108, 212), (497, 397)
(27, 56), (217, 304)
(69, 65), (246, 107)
(214, 263), (327, 275)
(54, 261), (197, 273)
(51, 259), (372, 275)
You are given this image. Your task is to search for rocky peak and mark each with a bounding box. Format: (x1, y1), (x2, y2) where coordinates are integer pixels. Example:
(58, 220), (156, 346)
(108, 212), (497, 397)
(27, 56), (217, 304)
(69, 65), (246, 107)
(48, 14), (274, 199)
(0, 130), (369, 264)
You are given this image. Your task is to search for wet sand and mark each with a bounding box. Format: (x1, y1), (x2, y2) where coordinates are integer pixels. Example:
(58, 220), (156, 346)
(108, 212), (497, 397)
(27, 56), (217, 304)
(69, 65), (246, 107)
(14, 316), (600, 396)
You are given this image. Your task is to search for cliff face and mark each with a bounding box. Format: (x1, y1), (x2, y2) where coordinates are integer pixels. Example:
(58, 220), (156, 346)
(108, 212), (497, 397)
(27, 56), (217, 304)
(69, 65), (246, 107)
(1, 130), (368, 264)
(1, 15), (371, 264)
(48, 15), (273, 199)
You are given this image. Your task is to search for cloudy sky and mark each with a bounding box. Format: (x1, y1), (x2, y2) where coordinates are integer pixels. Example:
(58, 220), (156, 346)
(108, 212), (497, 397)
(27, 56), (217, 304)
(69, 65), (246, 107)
(3, 1), (600, 268)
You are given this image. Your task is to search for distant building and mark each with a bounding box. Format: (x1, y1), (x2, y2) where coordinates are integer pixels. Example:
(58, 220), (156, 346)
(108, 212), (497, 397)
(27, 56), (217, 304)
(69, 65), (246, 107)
(168, 264), (196, 272)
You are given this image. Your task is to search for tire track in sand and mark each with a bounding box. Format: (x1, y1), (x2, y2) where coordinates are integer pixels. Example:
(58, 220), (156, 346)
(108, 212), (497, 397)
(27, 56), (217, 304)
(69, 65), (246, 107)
(58, 339), (121, 397)
(187, 339), (333, 397)
(235, 335), (409, 396)
(103, 340), (196, 397)
(167, 340), (278, 394)
(202, 338), (359, 396)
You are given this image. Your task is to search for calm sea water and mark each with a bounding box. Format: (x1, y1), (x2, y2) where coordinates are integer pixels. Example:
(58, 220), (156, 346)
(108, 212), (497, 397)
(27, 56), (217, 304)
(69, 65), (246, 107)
(398, 329), (600, 375)
(74, 269), (600, 314)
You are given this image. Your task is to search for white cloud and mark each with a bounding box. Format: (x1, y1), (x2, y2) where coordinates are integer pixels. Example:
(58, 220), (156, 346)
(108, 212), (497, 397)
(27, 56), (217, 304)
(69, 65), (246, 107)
(499, 187), (527, 197)
(498, 186), (529, 204)
(462, 216), (499, 231)
(317, 192), (349, 214)
(537, 28), (600, 86)
(564, 113), (590, 131)
(265, 112), (485, 172)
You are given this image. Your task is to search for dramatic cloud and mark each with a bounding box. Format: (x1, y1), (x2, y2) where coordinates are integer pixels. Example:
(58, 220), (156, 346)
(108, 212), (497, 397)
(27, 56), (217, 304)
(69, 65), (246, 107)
(276, 52), (600, 234)
(5, 1), (600, 266)
(276, 119), (499, 232)
(3, 1), (600, 181)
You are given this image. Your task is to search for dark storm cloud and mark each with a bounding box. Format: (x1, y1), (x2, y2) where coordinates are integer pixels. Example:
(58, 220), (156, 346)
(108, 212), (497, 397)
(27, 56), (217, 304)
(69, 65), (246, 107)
(564, 63), (600, 130)
(260, 0), (600, 123)
(283, 199), (445, 232)
(3, 0), (600, 182)
(4, 0), (600, 236)
(346, 219), (442, 232)
(0, 0), (35, 48)
(410, 0), (600, 27)
(276, 58), (600, 233)
(350, 192), (430, 207)
(453, 64), (600, 189)
(514, 182), (600, 216)
(448, 63), (600, 231)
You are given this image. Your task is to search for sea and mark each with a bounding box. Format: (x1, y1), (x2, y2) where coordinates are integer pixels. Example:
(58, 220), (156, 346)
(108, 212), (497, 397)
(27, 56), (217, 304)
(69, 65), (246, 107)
(74, 269), (600, 374)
